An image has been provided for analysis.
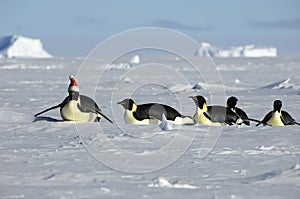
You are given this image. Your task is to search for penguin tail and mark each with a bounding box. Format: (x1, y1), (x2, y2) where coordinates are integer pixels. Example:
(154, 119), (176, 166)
(295, 121), (300, 126)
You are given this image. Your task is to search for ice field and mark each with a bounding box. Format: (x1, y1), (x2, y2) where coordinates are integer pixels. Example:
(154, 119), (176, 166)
(1, 56), (300, 198)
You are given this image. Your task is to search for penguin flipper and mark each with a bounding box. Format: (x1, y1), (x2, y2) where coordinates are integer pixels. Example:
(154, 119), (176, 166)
(96, 111), (113, 124)
(256, 111), (273, 126)
(225, 121), (234, 126)
(34, 105), (61, 117)
(34, 96), (69, 117)
(77, 104), (113, 124)
(235, 108), (250, 125)
(281, 111), (296, 125)
(246, 118), (261, 124)
(203, 112), (212, 121)
(78, 95), (113, 123)
(256, 122), (262, 127)
(226, 110), (241, 125)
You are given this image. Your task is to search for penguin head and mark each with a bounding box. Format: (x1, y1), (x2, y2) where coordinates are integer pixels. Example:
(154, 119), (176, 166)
(227, 96), (238, 109)
(189, 96), (207, 110)
(273, 100), (282, 112)
(68, 75), (80, 101)
(117, 98), (136, 111)
(69, 91), (79, 101)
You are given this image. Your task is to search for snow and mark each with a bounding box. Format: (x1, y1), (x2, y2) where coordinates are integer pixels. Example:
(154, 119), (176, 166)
(159, 114), (175, 131)
(195, 42), (277, 57)
(0, 35), (52, 58)
(1, 56), (300, 198)
(109, 63), (131, 70)
(148, 177), (198, 189)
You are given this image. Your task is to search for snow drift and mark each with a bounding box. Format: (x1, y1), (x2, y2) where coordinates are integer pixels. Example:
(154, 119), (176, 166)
(0, 35), (52, 58)
(195, 42), (277, 57)
(260, 79), (300, 90)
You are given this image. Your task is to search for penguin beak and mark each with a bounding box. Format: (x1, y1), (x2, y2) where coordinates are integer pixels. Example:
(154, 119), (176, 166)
(117, 101), (124, 105)
(117, 100), (128, 109)
(189, 96), (197, 101)
(274, 107), (281, 112)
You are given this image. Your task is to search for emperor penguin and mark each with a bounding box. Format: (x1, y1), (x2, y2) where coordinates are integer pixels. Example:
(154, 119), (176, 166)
(190, 95), (243, 126)
(256, 100), (300, 126)
(117, 98), (195, 125)
(226, 96), (260, 126)
(34, 75), (113, 123)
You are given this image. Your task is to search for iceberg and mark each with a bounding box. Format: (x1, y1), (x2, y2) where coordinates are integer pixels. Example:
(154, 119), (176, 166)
(195, 42), (277, 57)
(130, 55), (140, 64)
(0, 35), (52, 58)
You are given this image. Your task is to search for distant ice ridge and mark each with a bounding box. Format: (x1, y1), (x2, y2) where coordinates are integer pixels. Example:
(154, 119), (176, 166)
(195, 42), (277, 57)
(261, 78), (300, 90)
(0, 35), (52, 58)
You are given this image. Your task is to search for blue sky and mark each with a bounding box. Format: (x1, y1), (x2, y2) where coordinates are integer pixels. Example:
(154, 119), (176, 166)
(1, 0), (300, 56)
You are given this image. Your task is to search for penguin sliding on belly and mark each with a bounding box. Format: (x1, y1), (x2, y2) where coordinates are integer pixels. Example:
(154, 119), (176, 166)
(117, 98), (195, 125)
(256, 100), (300, 126)
(226, 96), (261, 126)
(190, 95), (243, 126)
(34, 75), (113, 123)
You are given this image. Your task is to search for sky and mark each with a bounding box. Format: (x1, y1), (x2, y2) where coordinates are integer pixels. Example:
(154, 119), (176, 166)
(1, 0), (300, 56)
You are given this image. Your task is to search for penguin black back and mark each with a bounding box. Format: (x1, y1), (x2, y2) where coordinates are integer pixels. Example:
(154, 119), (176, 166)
(136, 103), (182, 121)
(118, 98), (182, 121)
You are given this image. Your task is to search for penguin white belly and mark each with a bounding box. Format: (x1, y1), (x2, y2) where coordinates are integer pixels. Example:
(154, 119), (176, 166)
(124, 110), (158, 125)
(194, 108), (222, 126)
(194, 109), (212, 125)
(267, 112), (285, 126)
(61, 100), (97, 122)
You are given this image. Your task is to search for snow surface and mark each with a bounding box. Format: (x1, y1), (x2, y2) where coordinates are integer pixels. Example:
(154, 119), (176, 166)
(0, 35), (52, 58)
(1, 56), (300, 198)
(195, 42), (277, 57)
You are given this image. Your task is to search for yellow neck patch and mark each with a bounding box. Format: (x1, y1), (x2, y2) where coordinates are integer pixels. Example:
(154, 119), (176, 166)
(194, 107), (213, 125)
(132, 103), (137, 111)
(203, 102), (208, 112)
